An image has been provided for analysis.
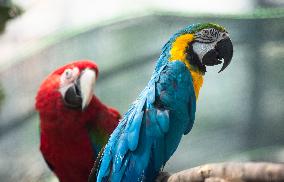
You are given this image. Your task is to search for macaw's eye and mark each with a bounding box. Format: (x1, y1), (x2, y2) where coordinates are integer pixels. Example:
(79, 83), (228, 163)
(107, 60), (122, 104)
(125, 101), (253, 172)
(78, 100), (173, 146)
(64, 69), (73, 79)
(203, 30), (209, 35)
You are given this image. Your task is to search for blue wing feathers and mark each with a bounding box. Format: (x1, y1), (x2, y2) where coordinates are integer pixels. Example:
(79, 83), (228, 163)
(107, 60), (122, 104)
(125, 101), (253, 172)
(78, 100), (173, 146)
(184, 96), (196, 135)
(113, 132), (128, 172)
(146, 107), (164, 138)
(147, 84), (156, 104)
(156, 109), (170, 133)
(97, 61), (196, 182)
(127, 110), (144, 151)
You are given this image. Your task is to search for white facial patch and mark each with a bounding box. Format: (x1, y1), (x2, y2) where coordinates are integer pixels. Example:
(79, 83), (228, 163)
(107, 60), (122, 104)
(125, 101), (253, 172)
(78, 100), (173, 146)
(192, 41), (217, 61)
(59, 67), (79, 97)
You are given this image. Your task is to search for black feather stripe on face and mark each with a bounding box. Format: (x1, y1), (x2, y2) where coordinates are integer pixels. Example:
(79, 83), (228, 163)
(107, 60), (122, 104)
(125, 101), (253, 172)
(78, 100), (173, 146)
(185, 41), (206, 74)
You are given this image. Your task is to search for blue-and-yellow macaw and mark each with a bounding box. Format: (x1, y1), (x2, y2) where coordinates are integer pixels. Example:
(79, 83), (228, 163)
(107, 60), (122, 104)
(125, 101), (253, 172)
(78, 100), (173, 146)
(89, 23), (233, 182)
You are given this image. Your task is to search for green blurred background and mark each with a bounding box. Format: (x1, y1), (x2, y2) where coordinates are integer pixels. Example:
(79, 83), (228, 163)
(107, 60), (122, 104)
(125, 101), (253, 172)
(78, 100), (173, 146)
(0, 0), (283, 181)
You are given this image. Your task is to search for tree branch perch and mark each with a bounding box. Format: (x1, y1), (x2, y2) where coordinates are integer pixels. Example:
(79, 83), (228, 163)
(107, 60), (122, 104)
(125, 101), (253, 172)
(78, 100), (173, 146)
(157, 162), (284, 182)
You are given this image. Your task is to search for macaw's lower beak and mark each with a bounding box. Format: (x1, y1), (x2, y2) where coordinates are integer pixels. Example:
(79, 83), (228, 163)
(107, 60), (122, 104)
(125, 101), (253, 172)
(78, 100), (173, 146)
(202, 37), (233, 73)
(63, 69), (96, 110)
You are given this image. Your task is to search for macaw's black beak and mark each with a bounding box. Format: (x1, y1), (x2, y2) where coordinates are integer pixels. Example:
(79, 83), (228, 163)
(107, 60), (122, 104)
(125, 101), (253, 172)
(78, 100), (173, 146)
(64, 79), (83, 109)
(202, 37), (233, 73)
(216, 37), (233, 73)
(63, 69), (96, 110)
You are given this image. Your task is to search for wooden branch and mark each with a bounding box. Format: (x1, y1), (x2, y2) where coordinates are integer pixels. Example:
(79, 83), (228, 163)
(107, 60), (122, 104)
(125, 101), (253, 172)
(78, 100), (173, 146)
(157, 162), (284, 182)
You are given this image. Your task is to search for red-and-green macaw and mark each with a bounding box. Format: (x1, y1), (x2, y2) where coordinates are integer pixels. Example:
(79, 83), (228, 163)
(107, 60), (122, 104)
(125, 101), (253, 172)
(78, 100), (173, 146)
(35, 60), (120, 182)
(90, 23), (233, 182)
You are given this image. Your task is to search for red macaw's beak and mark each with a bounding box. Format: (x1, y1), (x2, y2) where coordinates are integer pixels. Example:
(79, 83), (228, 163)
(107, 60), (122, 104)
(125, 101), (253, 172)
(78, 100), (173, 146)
(63, 69), (96, 110)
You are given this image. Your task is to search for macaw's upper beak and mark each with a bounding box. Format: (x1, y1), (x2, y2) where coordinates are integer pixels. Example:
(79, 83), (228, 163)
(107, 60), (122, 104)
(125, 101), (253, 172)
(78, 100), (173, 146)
(202, 37), (233, 73)
(215, 37), (233, 73)
(63, 69), (96, 110)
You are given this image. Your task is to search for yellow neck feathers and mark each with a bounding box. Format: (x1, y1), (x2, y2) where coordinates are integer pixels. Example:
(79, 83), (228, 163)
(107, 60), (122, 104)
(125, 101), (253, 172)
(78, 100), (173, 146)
(169, 33), (204, 98)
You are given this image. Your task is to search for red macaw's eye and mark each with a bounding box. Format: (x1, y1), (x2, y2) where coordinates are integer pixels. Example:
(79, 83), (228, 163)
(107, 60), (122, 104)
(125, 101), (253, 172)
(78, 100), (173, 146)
(64, 69), (73, 79)
(60, 67), (80, 85)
